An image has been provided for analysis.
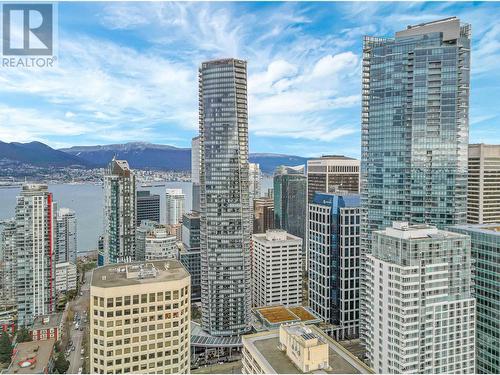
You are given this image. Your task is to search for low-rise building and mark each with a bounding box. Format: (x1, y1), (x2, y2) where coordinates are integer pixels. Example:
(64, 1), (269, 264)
(30, 313), (63, 341)
(55, 262), (77, 293)
(8, 338), (56, 374)
(90, 260), (191, 374)
(241, 323), (371, 374)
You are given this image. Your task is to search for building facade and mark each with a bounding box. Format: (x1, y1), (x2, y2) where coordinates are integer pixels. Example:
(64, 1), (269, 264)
(55, 262), (77, 294)
(55, 208), (77, 264)
(15, 184), (56, 327)
(136, 190), (160, 226)
(360, 17), (471, 351)
(90, 261), (191, 374)
(166, 189), (185, 225)
(252, 230), (302, 307)
(274, 165), (307, 248)
(467, 144), (500, 224)
(307, 156), (360, 202)
(249, 162), (261, 206)
(253, 197), (275, 234)
(449, 224), (500, 374)
(179, 212), (201, 301)
(199, 58), (252, 336)
(308, 193), (360, 339)
(0, 219), (16, 305)
(103, 158), (136, 264)
(136, 221), (177, 261)
(192, 136), (201, 213)
(364, 222), (475, 373)
(360, 17), (470, 246)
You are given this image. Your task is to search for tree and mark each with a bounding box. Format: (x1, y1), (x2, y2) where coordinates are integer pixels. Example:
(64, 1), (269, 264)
(16, 327), (32, 343)
(54, 351), (69, 374)
(0, 332), (13, 364)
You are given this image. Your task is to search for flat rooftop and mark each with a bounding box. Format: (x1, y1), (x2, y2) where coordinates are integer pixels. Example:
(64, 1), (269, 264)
(92, 260), (189, 288)
(8, 339), (55, 374)
(243, 327), (372, 374)
(254, 305), (322, 328)
(378, 222), (465, 240)
(32, 313), (63, 330)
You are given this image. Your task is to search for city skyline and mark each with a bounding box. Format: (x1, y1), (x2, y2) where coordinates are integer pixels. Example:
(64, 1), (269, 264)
(0, 2), (499, 158)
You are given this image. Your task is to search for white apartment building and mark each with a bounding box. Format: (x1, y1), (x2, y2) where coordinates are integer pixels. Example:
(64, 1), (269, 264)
(56, 208), (77, 264)
(166, 189), (185, 225)
(145, 229), (177, 261)
(55, 262), (77, 293)
(363, 222), (475, 374)
(90, 260), (191, 374)
(252, 229), (302, 307)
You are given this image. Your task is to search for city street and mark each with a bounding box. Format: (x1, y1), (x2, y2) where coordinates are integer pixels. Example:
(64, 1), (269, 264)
(68, 271), (92, 374)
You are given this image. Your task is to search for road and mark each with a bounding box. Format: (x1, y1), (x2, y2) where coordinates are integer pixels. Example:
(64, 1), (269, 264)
(68, 271), (91, 374)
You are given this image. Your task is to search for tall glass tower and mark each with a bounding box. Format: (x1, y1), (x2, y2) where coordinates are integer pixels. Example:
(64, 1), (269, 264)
(360, 16), (471, 353)
(199, 58), (251, 336)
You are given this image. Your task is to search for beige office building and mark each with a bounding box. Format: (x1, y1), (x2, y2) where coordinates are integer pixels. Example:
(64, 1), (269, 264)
(241, 323), (372, 374)
(468, 144), (500, 224)
(90, 260), (191, 374)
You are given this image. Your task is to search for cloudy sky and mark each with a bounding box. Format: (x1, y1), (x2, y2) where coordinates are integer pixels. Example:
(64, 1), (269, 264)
(0, 1), (499, 157)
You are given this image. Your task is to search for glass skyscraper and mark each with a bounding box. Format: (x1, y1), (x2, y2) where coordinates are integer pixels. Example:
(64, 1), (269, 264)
(103, 158), (136, 264)
(449, 224), (500, 374)
(199, 58), (251, 336)
(360, 16), (471, 353)
(273, 165), (307, 249)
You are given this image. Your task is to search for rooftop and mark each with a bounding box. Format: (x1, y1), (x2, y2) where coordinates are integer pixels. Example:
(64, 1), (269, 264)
(8, 339), (55, 374)
(32, 313), (63, 330)
(92, 260), (189, 288)
(254, 305), (322, 330)
(378, 222), (464, 240)
(451, 223), (500, 236)
(243, 326), (372, 374)
(253, 229), (302, 244)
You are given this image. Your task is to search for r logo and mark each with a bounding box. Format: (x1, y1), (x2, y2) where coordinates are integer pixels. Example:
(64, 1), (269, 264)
(2, 3), (53, 55)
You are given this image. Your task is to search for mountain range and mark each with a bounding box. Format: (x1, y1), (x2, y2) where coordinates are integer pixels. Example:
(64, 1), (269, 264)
(0, 141), (308, 173)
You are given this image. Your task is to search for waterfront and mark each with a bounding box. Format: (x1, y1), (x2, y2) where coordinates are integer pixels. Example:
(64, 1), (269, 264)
(0, 178), (272, 253)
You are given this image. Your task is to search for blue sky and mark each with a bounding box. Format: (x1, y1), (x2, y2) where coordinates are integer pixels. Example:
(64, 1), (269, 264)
(1, 2), (499, 157)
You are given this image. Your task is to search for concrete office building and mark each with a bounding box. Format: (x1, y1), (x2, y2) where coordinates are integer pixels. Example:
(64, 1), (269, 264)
(103, 158), (136, 264)
(15, 184), (56, 326)
(360, 17), (471, 351)
(253, 197), (275, 234)
(307, 156), (360, 202)
(252, 230), (302, 307)
(308, 193), (360, 340)
(136, 190), (160, 226)
(166, 189), (185, 225)
(364, 222), (475, 374)
(55, 208), (77, 264)
(467, 144), (500, 224)
(136, 221), (177, 261)
(241, 323), (371, 374)
(55, 262), (77, 294)
(192, 136), (201, 213)
(199, 58), (252, 336)
(449, 224), (500, 374)
(90, 261), (191, 374)
(274, 165), (307, 249)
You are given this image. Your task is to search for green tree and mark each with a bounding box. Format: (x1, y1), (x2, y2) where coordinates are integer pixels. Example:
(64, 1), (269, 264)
(0, 332), (13, 364)
(16, 327), (32, 343)
(54, 351), (69, 374)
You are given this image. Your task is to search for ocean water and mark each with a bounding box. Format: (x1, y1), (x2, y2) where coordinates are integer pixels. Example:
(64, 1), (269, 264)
(0, 178), (272, 253)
